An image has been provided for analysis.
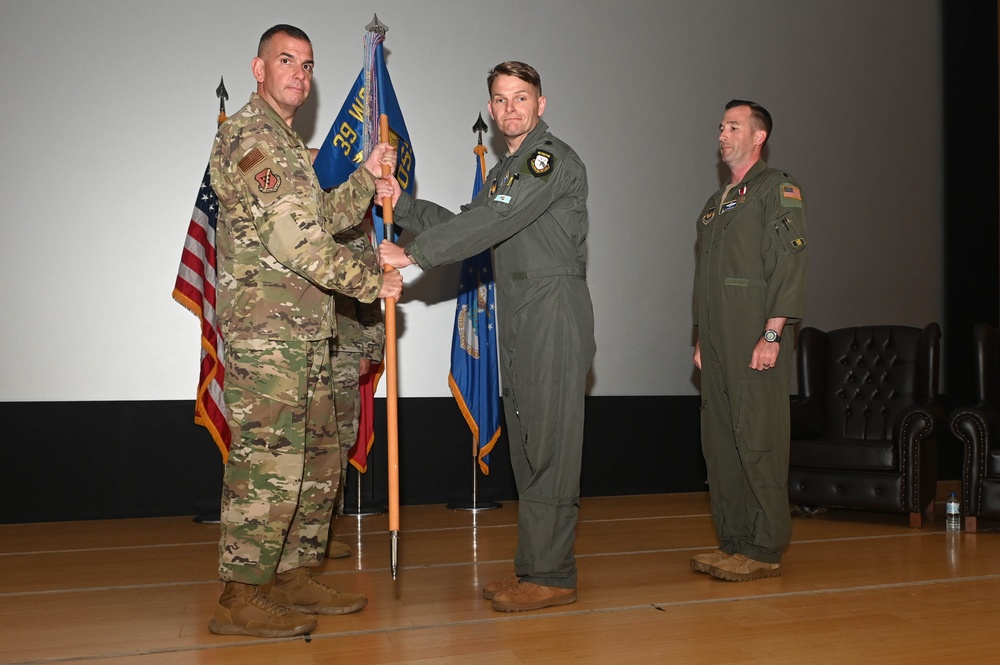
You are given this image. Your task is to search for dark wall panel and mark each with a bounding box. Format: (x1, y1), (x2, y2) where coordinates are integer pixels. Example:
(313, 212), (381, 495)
(0, 396), (704, 524)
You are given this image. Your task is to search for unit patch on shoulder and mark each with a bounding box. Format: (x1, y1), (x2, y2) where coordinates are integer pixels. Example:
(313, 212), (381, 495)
(527, 149), (555, 177)
(255, 167), (281, 193)
(780, 182), (803, 208)
(236, 144), (291, 205)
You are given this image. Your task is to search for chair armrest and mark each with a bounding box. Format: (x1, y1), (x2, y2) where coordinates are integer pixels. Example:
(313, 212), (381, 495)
(949, 402), (1000, 514)
(895, 400), (945, 452)
(894, 400), (945, 513)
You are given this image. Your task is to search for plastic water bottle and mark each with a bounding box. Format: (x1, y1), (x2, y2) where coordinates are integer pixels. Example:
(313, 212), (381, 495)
(945, 492), (961, 533)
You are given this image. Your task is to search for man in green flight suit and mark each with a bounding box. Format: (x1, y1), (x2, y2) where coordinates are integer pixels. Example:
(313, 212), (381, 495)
(690, 100), (807, 582)
(377, 61), (595, 612)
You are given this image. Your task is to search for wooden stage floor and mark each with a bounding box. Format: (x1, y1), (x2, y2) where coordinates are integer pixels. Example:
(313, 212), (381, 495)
(2, 485), (998, 664)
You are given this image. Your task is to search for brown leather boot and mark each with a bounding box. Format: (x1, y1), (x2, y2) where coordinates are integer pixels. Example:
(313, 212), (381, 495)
(482, 574), (521, 600)
(208, 581), (317, 638)
(707, 553), (781, 581)
(491, 582), (577, 612)
(270, 567), (367, 615)
(690, 549), (730, 574)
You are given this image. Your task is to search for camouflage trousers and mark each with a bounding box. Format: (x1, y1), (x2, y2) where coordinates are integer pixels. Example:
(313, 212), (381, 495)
(330, 349), (362, 515)
(218, 338), (341, 584)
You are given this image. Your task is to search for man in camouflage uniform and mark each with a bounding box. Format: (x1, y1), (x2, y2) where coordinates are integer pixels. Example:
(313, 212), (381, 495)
(207, 24), (402, 639)
(690, 100), (807, 582)
(327, 223), (384, 558)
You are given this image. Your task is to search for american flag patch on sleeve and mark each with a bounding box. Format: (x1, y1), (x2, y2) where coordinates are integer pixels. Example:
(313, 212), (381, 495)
(238, 147), (266, 174)
(782, 185), (802, 201)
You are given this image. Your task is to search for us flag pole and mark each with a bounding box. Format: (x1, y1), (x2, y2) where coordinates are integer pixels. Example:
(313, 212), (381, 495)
(171, 77), (231, 463)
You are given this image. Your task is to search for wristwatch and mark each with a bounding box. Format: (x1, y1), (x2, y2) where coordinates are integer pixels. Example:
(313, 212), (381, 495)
(762, 329), (781, 343)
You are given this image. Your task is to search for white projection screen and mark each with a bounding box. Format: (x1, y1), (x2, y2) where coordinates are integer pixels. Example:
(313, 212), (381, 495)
(0, 0), (942, 402)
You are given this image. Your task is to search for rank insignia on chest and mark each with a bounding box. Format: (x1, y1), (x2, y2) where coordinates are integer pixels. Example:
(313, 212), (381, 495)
(527, 149), (555, 176)
(702, 207), (716, 224)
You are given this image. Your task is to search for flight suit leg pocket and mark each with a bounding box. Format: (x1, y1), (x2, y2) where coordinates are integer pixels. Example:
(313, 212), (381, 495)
(735, 379), (785, 453)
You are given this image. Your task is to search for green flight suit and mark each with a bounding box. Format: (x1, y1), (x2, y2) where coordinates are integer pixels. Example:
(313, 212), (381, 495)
(394, 120), (595, 589)
(693, 159), (807, 564)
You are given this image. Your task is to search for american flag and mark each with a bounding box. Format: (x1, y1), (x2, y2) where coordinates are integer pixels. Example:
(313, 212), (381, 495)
(172, 165), (231, 460)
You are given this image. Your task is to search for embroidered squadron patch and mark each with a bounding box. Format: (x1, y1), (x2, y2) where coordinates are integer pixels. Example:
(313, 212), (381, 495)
(702, 207), (716, 224)
(255, 167), (281, 193)
(791, 238), (805, 248)
(528, 150), (555, 176)
(236, 144), (290, 204)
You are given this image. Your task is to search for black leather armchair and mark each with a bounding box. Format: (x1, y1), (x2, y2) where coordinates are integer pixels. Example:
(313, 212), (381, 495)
(949, 322), (1000, 532)
(788, 324), (944, 527)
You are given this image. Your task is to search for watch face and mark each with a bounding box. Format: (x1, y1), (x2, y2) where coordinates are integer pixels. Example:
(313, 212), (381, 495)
(763, 330), (779, 342)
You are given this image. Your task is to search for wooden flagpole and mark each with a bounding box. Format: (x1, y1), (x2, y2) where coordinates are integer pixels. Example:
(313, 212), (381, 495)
(379, 114), (401, 580)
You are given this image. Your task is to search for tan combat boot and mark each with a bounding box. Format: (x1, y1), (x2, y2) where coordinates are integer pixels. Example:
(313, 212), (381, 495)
(270, 567), (367, 615)
(482, 574), (521, 600)
(707, 553), (782, 582)
(690, 549), (730, 574)
(491, 581), (577, 612)
(208, 581), (317, 638)
(325, 535), (352, 559)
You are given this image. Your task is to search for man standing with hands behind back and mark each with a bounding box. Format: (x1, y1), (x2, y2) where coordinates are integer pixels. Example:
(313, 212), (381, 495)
(207, 24), (401, 638)
(691, 100), (807, 582)
(378, 61), (595, 612)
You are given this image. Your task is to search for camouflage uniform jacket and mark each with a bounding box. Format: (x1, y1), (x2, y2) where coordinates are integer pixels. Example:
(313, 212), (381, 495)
(332, 224), (385, 360)
(210, 93), (383, 342)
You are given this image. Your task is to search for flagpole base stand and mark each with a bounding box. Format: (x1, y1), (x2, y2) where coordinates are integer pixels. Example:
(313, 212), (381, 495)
(446, 500), (502, 512)
(446, 485), (502, 511)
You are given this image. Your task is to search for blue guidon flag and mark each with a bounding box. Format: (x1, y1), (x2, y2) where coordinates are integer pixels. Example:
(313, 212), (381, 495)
(313, 24), (414, 473)
(313, 30), (414, 244)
